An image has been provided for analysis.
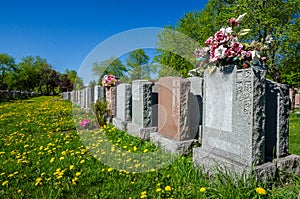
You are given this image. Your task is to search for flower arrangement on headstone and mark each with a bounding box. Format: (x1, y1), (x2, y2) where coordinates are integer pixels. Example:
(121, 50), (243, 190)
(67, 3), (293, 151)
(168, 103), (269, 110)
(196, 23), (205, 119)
(191, 13), (273, 75)
(102, 74), (119, 118)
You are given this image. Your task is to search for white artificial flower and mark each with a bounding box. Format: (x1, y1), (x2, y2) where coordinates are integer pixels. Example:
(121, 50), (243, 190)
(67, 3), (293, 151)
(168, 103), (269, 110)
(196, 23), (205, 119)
(225, 27), (233, 35)
(265, 35), (273, 43)
(236, 13), (247, 22)
(214, 45), (227, 59)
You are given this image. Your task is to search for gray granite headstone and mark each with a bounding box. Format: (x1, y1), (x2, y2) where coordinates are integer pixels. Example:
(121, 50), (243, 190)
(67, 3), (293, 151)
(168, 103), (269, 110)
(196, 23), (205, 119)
(187, 76), (204, 142)
(265, 80), (289, 159)
(116, 83), (132, 121)
(193, 67), (266, 174)
(151, 83), (158, 127)
(127, 80), (157, 140)
(94, 85), (105, 103)
(112, 83), (132, 130)
(71, 91), (75, 103)
(85, 87), (92, 108)
(131, 80), (153, 127)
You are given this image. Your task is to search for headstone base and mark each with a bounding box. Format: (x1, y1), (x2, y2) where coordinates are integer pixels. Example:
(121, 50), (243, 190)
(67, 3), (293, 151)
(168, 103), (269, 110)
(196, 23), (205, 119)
(193, 147), (300, 181)
(112, 118), (128, 131)
(127, 122), (157, 140)
(150, 132), (196, 155)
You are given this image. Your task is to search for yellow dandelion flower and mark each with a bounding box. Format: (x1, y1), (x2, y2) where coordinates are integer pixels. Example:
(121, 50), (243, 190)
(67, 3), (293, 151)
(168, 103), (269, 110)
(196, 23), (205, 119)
(141, 191), (147, 195)
(69, 165), (74, 170)
(200, 187), (206, 193)
(13, 171), (19, 175)
(23, 144), (29, 148)
(80, 160), (85, 164)
(165, 186), (171, 191)
(143, 149), (148, 153)
(8, 174), (14, 178)
(1, 172), (5, 176)
(75, 172), (81, 176)
(140, 195), (147, 199)
(17, 189), (22, 193)
(133, 146), (137, 151)
(256, 187), (266, 195)
(2, 181), (8, 186)
(56, 175), (63, 179)
(35, 177), (42, 186)
(107, 168), (113, 172)
(59, 157), (64, 161)
(156, 188), (162, 192)
(101, 169), (105, 172)
(50, 158), (55, 163)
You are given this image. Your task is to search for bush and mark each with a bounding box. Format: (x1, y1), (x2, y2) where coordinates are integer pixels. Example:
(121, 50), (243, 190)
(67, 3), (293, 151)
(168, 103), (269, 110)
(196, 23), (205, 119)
(93, 99), (109, 127)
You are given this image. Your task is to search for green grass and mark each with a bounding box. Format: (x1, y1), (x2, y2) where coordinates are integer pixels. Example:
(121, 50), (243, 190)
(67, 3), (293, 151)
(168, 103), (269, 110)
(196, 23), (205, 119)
(0, 96), (299, 198)
(289, 113), (300, 155)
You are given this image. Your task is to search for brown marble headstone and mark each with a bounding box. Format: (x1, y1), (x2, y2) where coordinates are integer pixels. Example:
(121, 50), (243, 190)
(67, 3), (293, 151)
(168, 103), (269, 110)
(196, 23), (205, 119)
(158, 77), (197, 141)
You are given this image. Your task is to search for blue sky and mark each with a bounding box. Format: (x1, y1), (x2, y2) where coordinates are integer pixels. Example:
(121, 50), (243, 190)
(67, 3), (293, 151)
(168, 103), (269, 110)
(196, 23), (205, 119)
(0, 0), (207, 75)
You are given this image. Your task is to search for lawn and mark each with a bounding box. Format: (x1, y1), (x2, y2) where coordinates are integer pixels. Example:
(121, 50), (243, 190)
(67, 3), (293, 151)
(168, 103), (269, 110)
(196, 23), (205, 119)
(0, 96), (299, 198)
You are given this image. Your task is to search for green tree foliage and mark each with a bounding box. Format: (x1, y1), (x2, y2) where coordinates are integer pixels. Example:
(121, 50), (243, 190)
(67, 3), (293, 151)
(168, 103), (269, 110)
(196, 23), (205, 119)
(0, 53), (16, 89)
(155, 0), (234, 77)
(155, 0), (299, 84)
(93, 57), (127, 84)
(231, 0), (300, 83)
(126, 49), (151, 80)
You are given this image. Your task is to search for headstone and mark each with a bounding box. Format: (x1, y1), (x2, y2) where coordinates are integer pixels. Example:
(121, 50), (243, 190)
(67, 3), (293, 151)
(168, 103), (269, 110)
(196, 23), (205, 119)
(150, 77), (199, 154)
(296, 94), (300, 107)
(94, 85), (105, 103)
(71, 91), (75, 103)
(193, 66), (300, 180)
(112, 83), (132, 130)
(151, 83), (158, 127)
(187, 76), (204, 142)
(193, 67), (266, 174)
(105, 86), (116, 116)
(127, 80), (157, 140)
(265, 80), (289, 159)
(85, 87), (92, 109)
(157, 77), (199, 140)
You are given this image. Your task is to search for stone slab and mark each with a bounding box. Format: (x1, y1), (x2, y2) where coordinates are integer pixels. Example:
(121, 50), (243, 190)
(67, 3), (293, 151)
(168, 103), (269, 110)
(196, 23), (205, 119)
(116, 83), (132, 121)
(112, 118), (127, 131)
(193, 147), (300, 181)
(150, 132), (196, 155)
(265, 80), (289, 159)
(158, 77), (199, 141)
(127, 122), (157, 141)
(131, 80), (153, 127)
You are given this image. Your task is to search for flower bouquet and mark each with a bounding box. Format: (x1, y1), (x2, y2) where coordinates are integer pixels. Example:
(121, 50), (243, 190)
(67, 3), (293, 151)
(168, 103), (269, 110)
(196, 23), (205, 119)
(101, 74), (120, 87)
(192, 13), (273, 75)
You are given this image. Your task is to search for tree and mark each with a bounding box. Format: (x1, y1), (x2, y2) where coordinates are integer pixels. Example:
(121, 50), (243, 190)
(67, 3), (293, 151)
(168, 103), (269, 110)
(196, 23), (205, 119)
(231, 0), (300, 83)
(155, 0), (234, 77)
(65, 69), (78, 85)
(126, 49), (151, 80)
(0, 53), (16, 89)
(93, 57), (127, 84)
(155, 0), (300, 83)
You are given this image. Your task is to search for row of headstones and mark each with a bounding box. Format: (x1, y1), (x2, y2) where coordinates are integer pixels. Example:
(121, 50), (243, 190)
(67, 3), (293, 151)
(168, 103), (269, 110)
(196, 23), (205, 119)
(63, 67), (300, 179)
(0, 90), (38, 101)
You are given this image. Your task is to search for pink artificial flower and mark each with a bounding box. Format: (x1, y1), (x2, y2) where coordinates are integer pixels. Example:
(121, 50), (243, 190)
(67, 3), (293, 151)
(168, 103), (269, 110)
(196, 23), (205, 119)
(261, 57), (267, 62)
(229, 18), (239, 27)
(80, 119), (90, 127)
(215, 28), (228, 44)
(225, 49), (236, 58)
(231, 42), (243, 55)
(205, 37), (215, 46)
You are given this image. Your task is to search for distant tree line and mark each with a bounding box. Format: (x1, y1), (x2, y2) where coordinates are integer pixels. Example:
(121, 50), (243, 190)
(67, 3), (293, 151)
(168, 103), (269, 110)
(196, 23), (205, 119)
(0, 53), (83, 95)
